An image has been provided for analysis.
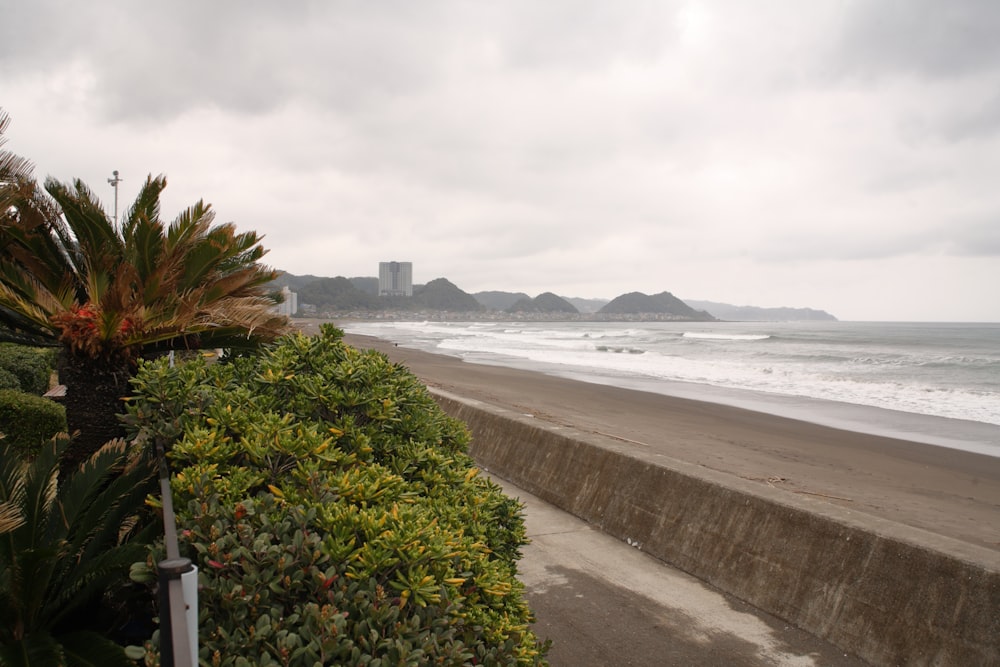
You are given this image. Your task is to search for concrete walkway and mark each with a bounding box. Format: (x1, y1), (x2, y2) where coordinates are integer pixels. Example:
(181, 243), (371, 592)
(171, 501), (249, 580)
(492, 476), (869, 667)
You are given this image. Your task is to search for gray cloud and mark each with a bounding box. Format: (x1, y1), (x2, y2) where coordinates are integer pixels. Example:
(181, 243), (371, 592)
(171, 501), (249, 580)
(934, 91), (1000, 141)
(834, 0), (1000, 79)
(2, 1), (999, 320)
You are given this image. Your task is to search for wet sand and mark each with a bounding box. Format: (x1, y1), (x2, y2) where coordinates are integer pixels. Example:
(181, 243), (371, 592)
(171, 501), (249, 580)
(330, 328), (1000, 552)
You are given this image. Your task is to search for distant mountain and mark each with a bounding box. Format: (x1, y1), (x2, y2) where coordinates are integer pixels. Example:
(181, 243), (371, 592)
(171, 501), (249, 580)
(474, 290), (531, 310)
(272, 272), (326, 291)
(599, 292), (714, 320)
(350, 276), (379, 295)
(276, 272), (827, 321)
(507, 292), (578, 314)
(273, 273), (381, 298)
(685, 299), (837, 321)
(413, 278), (483, 311)
(296, 276), (377, 310)
(563, 297), (609, 314)
(289, 275), (482, 312)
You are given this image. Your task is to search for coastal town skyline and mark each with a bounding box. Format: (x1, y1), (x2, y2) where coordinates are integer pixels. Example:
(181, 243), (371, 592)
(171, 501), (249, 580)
(3, 1), (999, 322)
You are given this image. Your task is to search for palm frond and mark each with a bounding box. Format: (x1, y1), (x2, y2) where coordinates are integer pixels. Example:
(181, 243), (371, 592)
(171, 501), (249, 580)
(60, 630), (134, 667)
(46, 543), (150, 629)
(0, 502), (24, 535)
(1, 180), (81, 304)
(0, 111), (38, 219)
(60, 440), (153, 563)
(0, 433), (157, 653)
(120, 174), (166, 241)
(19, 440), (61, 537)
(0, 633), (65, 667)
(45, 177), (122, 263)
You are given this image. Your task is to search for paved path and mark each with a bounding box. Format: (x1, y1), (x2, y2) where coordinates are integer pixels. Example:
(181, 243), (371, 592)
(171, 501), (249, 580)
(492, 476), (869, 666)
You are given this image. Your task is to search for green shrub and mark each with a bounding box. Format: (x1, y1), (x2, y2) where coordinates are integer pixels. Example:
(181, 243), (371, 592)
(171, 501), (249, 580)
(0, 389), (66, 454)
(0, 367), (19, 390)
(125, 325), (548, 666)
(0, 343), (56, 395)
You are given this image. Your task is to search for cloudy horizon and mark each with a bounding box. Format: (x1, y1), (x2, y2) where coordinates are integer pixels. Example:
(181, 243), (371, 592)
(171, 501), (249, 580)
(3, 1), (999, 321)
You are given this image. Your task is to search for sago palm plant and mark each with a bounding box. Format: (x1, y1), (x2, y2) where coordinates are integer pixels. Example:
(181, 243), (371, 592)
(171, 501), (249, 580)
(0, 435), (159, 666)
(0, 108), (290, 462)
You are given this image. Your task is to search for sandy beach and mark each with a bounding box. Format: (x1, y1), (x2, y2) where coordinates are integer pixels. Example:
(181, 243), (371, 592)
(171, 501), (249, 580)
(330, 329), (1000, 553)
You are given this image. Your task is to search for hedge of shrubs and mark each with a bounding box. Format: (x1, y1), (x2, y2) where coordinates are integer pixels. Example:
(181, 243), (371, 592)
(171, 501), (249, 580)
(125, 325), (549, 666)
(0, 343), (56, 395)
(0, 388), (66, 453)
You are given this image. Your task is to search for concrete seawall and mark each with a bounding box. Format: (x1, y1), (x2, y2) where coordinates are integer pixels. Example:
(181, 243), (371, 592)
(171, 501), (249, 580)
(432, 389), (1000, 666)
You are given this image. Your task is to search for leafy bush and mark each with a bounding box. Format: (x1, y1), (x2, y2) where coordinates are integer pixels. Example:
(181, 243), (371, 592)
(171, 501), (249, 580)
(0, 344), (55, 395)
(125, 325), (548, 666)
(0, 367), (18, 390)
(0, 389), (66, 454)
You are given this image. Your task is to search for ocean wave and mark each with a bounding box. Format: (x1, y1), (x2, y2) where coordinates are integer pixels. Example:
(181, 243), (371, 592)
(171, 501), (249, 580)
(594, 345), (646, 354)
(682, 332), (771, 341)
(342, 320), (1000, 427)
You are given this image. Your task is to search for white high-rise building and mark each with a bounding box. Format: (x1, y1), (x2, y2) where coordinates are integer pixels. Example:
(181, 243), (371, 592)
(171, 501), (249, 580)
(379, 261), (413, 297)
(276, 285), (298, 316)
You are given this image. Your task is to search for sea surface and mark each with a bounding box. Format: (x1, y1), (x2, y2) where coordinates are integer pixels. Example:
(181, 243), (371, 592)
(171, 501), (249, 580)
(341, 320), (1000, 457)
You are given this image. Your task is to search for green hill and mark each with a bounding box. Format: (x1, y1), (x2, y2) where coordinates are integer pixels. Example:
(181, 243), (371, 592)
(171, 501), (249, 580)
(350, 276), (380, 295)
(564, 296), (609, 313)
(297, 276), (377, 310)
(414, 278), (483, 311)
(507, 292), (579, 314)
(599, 291), (714, 319)
(474, 290), (531, 310)
(271, 272), (326, 292)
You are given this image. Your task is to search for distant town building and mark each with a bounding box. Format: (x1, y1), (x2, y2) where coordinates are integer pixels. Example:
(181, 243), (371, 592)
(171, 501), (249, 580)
(276, 285), (298, 316)
(379, 261), (413, 297)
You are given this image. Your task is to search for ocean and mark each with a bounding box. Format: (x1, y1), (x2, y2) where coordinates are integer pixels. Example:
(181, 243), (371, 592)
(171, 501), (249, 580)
(341, 320), (1000, 457)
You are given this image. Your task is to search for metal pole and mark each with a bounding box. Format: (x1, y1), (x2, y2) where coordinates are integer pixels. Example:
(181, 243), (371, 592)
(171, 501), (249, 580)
(157, 558), (192, 667)
(108, 170), (122, 227)
(156, 441), (195, 667)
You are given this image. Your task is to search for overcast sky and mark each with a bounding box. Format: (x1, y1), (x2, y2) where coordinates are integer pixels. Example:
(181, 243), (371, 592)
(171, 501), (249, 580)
(3, 1), (999, 321)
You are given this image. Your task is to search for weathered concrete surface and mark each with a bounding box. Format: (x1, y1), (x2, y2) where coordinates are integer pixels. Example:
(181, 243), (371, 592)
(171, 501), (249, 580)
(433, 390), (1000, 667)
(493, 475), (868, 666)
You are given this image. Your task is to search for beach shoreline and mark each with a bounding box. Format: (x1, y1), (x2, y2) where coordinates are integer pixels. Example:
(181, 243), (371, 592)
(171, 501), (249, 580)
(329, 328), (1000, 552)
(460, 351), (1000, 457)
(333, 318), (1000, 456)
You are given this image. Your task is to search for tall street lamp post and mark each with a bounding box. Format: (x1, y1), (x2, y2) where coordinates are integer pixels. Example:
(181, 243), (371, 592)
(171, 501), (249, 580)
(108, 170), (122, 226)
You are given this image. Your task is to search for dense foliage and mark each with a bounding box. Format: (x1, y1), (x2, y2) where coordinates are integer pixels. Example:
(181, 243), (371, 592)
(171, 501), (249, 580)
(0, 435), (159, 667)
(125, 325), (548, 666)
(0, 368), (16, 391)
(0, 390), (66, 454)
(0, 344), (55, 395)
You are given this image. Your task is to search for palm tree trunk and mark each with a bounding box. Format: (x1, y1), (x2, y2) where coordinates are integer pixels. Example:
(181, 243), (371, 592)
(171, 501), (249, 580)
(59, 351), (133, 472)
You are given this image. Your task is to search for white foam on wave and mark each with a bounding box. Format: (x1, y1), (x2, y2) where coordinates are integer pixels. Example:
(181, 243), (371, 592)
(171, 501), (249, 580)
(683, 332), (771, 341)
(344, 321), (1000, 429)
(443, 333), (999, 426)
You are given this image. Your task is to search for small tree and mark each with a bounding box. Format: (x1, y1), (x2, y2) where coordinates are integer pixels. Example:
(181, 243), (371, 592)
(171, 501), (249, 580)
(0, 108), (290, 463)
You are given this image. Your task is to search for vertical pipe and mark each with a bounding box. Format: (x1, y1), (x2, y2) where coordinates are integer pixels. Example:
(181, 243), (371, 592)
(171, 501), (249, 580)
(156, 441), (195, 667)
(108, 170), (122, 227)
